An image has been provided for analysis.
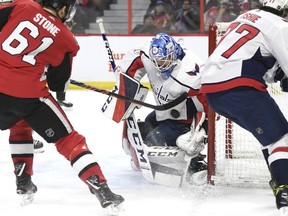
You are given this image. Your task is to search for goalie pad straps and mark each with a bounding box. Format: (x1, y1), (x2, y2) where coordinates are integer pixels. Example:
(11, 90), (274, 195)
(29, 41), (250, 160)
(101, 72), (148, 123)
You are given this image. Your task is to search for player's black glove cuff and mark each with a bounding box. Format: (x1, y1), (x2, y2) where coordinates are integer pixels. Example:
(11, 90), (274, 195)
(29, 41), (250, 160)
(274, 67), (285, 82)
(281, 77), (288, 92)
(273, 67), (288, 92)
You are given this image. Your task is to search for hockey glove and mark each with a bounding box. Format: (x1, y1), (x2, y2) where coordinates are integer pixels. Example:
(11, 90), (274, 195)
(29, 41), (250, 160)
(274, 67), (288, 92)
(176, 115), (208, 156)
(280, 77), (288, 92)
(274, 67), (285, 82)
(176, 128), (207, 156)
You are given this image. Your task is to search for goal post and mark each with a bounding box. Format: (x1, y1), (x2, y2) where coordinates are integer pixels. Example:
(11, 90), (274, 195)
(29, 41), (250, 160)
(206, 22), (284, 187)
(207, 23), (217, 185)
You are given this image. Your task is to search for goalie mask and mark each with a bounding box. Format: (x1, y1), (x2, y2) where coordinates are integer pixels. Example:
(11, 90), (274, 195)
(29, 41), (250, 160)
(149, 33), (183, 80)
(41, 0), (76, 22)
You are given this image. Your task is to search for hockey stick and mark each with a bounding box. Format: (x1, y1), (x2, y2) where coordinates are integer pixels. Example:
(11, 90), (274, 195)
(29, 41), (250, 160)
(70, 79), (187, 111)
(96, 18), (117, 72)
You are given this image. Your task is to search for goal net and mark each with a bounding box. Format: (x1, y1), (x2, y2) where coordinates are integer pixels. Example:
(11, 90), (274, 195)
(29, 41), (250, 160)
(207, 22), (288, 187)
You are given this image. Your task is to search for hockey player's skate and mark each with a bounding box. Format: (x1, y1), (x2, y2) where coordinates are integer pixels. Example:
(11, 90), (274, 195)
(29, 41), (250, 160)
(276, 185), (288, 216)
(33, 139), (44, 153)
(14, 162), (37, 205)
(57, 99), (73, 108)
(189, 153), (207, 172)
(270, 177), (278, 196)
(186, 153), (207, 185)
(87, 175), (124, 215)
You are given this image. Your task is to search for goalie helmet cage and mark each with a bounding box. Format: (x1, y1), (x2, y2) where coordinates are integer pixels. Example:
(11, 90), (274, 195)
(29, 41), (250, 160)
(207, 23), (288, 187)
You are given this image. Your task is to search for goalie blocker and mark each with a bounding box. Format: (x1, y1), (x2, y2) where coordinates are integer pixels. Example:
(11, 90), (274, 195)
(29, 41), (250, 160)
(101, 72), (149, 123)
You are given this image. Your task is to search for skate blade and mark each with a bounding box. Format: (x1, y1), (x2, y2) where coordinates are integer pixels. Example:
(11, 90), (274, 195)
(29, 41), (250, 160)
(107, 202), (124, 216)
(20, 193), (34, 206)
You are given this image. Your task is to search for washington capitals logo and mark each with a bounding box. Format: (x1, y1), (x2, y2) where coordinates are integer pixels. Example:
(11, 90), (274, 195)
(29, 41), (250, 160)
(186, 63), (200, 76)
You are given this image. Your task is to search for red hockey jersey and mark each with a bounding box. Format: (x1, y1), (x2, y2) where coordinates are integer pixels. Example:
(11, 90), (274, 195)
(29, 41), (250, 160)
(0, 0), (79, 98)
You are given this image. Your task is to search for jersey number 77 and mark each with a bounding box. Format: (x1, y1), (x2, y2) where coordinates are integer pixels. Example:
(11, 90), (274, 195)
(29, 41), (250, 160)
(217, 22), (260, 59)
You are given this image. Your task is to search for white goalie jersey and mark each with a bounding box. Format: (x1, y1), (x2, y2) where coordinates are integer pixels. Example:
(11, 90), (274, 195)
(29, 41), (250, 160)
(119, 42), (207, 122)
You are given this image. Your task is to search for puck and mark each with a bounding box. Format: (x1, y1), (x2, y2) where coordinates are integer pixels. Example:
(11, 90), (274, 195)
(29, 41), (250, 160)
(170, 109), (180, 118)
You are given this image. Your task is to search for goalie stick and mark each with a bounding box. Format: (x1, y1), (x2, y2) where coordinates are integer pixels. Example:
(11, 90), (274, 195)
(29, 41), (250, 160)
(96, 19), (153, 182)
(96, 18), (117, 72)
(70, 79), (187, 111)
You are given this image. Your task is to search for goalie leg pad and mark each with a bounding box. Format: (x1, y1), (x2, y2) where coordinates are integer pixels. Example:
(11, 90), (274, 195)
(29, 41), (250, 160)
(146, 145), (189, 187)
(122, 121), (141, 170)
(122, 122), (131, 156)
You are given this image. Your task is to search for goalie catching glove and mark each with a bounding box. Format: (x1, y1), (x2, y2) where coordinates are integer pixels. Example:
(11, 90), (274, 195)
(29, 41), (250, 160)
(176, 112), (208, 156)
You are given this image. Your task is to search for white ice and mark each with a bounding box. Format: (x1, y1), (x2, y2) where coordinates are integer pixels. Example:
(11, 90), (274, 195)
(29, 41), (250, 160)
(0, 90), (279, 216)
